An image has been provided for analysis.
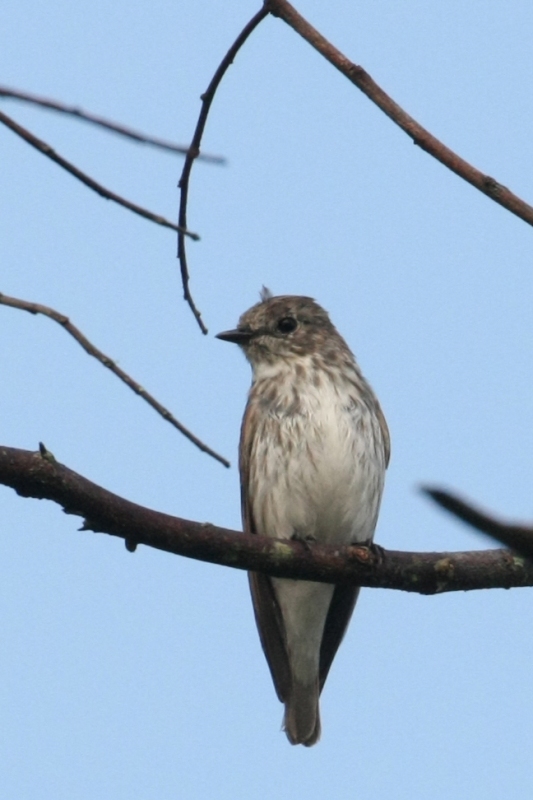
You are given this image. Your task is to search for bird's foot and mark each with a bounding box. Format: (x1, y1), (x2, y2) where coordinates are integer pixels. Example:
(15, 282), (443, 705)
(290, 530), (316, 552)
(347, 540), (384, 565)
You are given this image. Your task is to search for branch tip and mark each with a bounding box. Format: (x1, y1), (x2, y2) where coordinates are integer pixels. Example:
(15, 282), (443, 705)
(38, 442), (56, 462)
(0, 293), (229, 466)
(0, 109), (199, 238)
(0, 85), (225, 162)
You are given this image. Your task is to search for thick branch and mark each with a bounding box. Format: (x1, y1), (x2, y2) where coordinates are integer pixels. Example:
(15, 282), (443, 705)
(177, 6), (270, 333)
(1, 445), (531, 595)
(267, 0), (533, 228)
(0, 110), (199, 240)
(0, 294), (229, 467)
(0, 85), (225, 163)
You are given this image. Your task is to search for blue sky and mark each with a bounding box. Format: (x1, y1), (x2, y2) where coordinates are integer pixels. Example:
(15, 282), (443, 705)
(1, 1), (533, 797)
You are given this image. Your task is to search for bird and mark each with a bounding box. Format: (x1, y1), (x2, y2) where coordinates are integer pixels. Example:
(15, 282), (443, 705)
(216, 289), (390, 746)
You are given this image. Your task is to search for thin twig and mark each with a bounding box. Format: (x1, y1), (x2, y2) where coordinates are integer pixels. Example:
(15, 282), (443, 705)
(1, 446), (532, 593)
(0, 110), (199, 240)
(0, 293), (229, 467)
(0, 85), (225, 163)
(177, 6), (270, 334)
(267, 0), (533, 228)
(423, 487), (533, 560)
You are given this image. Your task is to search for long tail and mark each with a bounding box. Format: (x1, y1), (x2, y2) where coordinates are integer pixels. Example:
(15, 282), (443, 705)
(283, 679), (321, 747)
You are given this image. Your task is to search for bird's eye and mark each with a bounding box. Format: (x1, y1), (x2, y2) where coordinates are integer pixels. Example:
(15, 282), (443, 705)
(277, 316), (298, 334)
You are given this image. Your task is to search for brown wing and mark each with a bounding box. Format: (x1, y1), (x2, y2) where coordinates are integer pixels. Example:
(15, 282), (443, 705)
(248, 573), (291, 702)
(240, 399), (292, 703)
(319, 585), (360, 692)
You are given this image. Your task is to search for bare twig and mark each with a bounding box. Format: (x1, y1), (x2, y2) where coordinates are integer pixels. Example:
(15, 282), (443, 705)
(0, 294), (229, 467)
(177, 6), (270, 334)
(266, 0), (533, 228)
(0, 110), (199, 240)
(423, 487), (533, 560)
(0, 85), (225, 163)
(0, 446), (532, 593)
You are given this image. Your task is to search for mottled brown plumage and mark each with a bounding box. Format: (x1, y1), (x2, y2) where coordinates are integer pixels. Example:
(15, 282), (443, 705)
(217, 293), (389, 745)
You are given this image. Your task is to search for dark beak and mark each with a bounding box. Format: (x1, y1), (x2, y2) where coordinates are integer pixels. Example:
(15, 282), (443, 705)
(215, 328), (252, 345)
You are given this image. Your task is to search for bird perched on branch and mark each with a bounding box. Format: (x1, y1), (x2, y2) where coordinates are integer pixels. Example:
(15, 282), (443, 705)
(217, 289), (389, 746)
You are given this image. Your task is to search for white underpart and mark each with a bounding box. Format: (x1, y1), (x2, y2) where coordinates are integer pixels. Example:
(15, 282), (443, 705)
(249, 355), (386, 685)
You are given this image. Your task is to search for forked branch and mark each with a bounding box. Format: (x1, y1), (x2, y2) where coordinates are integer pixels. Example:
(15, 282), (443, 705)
(176, 1), (533, 330)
